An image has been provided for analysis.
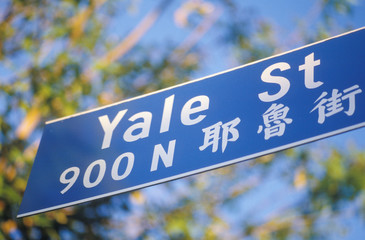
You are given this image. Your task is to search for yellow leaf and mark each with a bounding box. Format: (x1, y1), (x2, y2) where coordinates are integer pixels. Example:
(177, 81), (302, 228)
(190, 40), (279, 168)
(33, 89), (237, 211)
(16, 108), (41, 140)
(130, 191), (145, 205)
(257, 154), (274, 164)
(1, 220), (17, 234)
(0, 157), (6, 173)
(69, 0), (106, 43)
(24, 139), (40, 162)
(55, 211), (68, 224)
(5, 165), (16, 182)
(69, 7), (92, 43)
(294, 167), (307, 189)
(14, 178), (27, 191)
(23, 217), (34, 227)
(0, 200), (5, 212)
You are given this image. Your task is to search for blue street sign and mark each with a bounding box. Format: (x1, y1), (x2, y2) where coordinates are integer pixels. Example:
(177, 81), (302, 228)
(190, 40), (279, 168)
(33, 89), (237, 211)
(18, 27), (365, 218)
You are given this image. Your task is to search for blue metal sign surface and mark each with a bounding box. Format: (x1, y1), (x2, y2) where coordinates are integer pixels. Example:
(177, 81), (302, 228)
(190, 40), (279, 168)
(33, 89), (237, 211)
(18, 27), (365, 218)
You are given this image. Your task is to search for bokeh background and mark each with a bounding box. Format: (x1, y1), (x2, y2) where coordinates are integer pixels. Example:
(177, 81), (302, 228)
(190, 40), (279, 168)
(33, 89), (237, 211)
(1, 0), (365, 239)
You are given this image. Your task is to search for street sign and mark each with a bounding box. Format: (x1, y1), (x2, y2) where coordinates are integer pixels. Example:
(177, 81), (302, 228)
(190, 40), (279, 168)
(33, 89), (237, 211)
(18, 27), (365, 218)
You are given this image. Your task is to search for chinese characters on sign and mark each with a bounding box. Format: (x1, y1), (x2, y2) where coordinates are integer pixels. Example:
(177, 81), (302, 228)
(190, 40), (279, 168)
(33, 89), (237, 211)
(257, 103), (292, 140)
(254, 53), (362, 142)
(311, 85), (362, 124)
(199, 117), (241, 153)
(198, 53), (363, 148)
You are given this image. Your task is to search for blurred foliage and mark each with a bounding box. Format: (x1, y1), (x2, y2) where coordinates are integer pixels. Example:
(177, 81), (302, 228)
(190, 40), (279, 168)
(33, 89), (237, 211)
(0, 0), (364, 239)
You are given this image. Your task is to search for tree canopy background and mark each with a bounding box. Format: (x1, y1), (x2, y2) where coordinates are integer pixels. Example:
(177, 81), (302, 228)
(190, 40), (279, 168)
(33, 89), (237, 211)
(1, 0), (365, 239)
